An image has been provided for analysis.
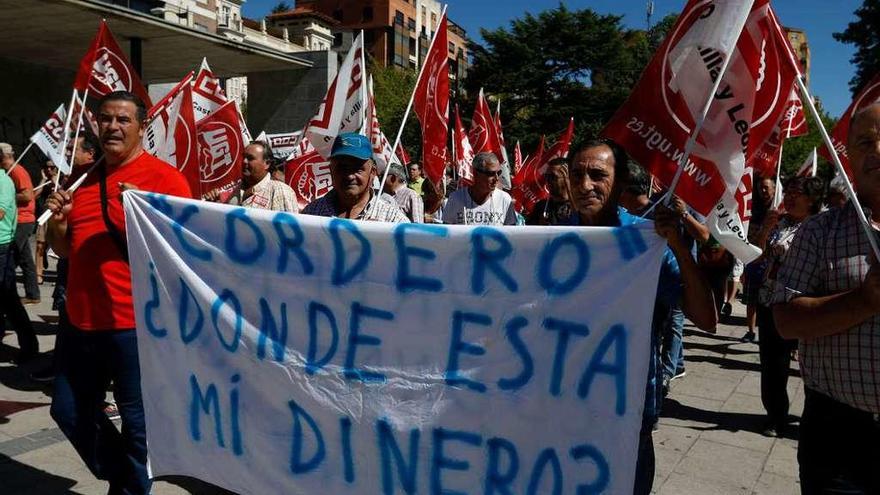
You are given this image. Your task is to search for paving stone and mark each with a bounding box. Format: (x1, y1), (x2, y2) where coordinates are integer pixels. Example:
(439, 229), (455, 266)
(671, 375), (740, 402)
(673, 439), (766, 487)
(764, 439), (799, 477)
(751, 471), (801, 495)
(657, 471), (750, 495)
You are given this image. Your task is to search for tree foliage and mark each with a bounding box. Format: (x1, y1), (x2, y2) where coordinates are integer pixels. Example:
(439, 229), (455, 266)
(462, 5), (676, 152)
(270, 2), (293, 15)
(834, 0), (880, 95)
(370, 61), (422, 160)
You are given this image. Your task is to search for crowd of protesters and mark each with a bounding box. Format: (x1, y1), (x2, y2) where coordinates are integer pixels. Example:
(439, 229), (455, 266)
(0, 90), (877, 494)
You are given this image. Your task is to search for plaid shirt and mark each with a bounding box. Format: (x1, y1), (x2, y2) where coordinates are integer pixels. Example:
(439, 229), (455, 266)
(241, 175), (299, 213)
(383, 186), (424, 223)
(769, 202), (880, 413)
(302, 191), (409, 223)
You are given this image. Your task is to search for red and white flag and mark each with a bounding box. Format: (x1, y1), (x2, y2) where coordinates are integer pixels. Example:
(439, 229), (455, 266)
(74, 20), (151, 107)
(144, 73), (199, 195)
(819, 71), (880, 180)
(196, 101), (243, 201)
(511, 118), (574, 213)
(494, 101), (512, 189)
(412, 13), (449, 184)
(30, 104), (70, 173)
(396, 142), (412, 165)
(750, 88), (808, 177)
(513, 140), (523, 176)
(452, 105), (475, 186)
(365, 75), (399, 173)
(603, 0), (800, 216)
(708, 164), (762, 263)
(192, 58), (228, 121)
(284, 135), (332, 211)
(796, 148), (818, 177)
(305, 32), (366, 158)
(469, 89), (503, 163)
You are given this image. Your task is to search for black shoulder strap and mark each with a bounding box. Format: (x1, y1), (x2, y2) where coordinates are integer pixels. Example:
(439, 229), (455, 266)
(98, 164), (130, 264)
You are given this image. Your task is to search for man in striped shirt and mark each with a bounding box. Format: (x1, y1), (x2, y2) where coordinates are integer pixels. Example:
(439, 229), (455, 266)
(773, 103), (880, 493)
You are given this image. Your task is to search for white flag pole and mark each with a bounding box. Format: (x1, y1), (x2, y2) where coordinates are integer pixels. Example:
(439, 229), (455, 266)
(6, 142), (34, 176)
(37, 156), (104, 226)
(795, 75), (880, 259)
(772, 109), (795, 209)
(663, 0), (756, 205)
(375, 4), (448, 207)
(62, 88), (91, 193)
(57, 88), (79, 175)
(360, 30), (368, 136)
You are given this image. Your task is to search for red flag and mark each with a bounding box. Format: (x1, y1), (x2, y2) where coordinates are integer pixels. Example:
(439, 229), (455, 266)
(192, 58), (228, 120)
(602, 1), (800, 215)
(511, 119), (574, 213)
(145, 74), (199, 195)
(74, 21), (151, 107)
(819, 72), (880, 179)
(453, 105), (475, 186)
(750, 88), (808, 177)
(196, 101), (243, 200)
(396, 143), (412, 165)
(284, 135), (332, 211)
(412, 12), (449, 184)
(469, 89), (503, 162)
(513, 140), (523, 176)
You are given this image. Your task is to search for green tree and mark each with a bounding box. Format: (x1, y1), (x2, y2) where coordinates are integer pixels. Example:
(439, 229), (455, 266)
(463, 6), (676, 152)
(270, 2), (292, 15)
(779, 102), (837, 182)
(370, 62), (422, 160)
(834, 0), (880, 95)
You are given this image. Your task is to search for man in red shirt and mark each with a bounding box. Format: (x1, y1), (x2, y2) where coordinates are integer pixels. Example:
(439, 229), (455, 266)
(45, 91), (192, 495)
(0, 142), (40, 303)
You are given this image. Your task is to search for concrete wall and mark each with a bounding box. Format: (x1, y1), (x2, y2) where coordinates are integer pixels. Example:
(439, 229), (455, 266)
(0, 57), (75, 181)
(245, 50), (337, 135)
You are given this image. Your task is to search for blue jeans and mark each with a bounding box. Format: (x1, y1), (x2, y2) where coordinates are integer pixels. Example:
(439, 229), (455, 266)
(661, 305), (685, 379)
(50, 327), (149, 495)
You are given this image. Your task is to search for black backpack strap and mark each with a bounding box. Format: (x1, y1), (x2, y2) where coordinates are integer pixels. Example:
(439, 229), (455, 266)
(98, 164), (130, 264)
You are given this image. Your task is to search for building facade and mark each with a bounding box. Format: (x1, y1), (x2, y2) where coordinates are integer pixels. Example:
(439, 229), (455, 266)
(288, 0), (469, 92)
(785, 27), (810, 86)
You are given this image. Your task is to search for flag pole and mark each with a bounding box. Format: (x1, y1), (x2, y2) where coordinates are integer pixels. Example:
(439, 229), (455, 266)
(59, 88), (91, 192)
(795, 75), (880, 259)
(57, 88), (79, 175)
(375, 3), (448, 207)
(37, 156), (104, 226)
(6, 142), (34, 176)
(663, 0), (756, 205)
(772, 108), (795, 209)
(359, 29), (368, 136)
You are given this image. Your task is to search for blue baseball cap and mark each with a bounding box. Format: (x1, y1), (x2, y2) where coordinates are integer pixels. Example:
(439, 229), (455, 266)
(330, 133), (372, 161)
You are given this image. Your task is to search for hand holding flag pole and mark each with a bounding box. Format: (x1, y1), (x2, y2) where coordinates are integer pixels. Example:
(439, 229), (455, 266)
(37, 157), (104, 226)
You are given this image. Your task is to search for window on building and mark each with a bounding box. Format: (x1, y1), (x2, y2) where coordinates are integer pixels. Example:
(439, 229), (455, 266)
(394, 10), (404, 26)
(365, 30), (375, 45)
(362, 7), (373, 21)
(333, 32), (343, 47)
(333, 9), (343, 21)
(409, 37), (416, 54)
(408, 17), (416, 31)
(448, 42), (454, 53)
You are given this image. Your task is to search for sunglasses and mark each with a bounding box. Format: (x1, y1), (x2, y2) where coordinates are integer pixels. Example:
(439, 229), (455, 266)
(475, 168), (503, 177)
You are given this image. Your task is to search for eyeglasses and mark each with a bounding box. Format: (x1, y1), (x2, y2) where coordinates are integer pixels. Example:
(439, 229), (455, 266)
(475, 168), (503, 177)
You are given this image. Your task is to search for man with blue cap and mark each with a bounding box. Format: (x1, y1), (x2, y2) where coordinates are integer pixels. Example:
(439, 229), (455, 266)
(302, 133), (409, 222)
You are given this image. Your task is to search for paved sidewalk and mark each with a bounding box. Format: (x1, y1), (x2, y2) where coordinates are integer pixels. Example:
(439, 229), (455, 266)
(0, 275), (802, 494)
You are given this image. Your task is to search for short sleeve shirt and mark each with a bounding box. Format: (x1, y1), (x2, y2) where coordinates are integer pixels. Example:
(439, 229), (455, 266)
(441, 188), (517, 226)
(8, 165), (35, 223)
(302, 191), (410, 223)
(768, 202), (880, 413)
(66, 152), (193, 330)
(0, 171), (17, 244)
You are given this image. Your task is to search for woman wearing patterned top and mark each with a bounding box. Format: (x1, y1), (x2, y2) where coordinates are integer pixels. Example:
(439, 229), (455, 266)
(755, 176), (824, 437)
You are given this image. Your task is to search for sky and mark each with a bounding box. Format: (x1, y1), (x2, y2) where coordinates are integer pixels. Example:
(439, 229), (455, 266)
(242, 0), (864, 117)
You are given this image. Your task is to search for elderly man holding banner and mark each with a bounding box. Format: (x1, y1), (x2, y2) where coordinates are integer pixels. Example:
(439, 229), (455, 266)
(772, 104), (880, 493)
(561, 139), (717, 495)
(303, 133), (409, 223)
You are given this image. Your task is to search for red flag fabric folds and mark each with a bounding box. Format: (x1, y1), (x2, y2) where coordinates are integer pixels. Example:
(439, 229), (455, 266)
(196, 101), (243, 200)
(412, 12), (450, 184)
(74, 20), (151, 107)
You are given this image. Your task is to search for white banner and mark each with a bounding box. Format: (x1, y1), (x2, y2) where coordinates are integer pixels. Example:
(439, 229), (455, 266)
(124, 191), (666, 494)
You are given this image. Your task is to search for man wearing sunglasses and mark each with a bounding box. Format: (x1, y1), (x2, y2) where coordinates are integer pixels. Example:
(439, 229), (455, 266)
(441, 152), (516, 225)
